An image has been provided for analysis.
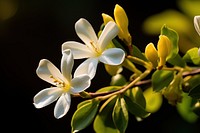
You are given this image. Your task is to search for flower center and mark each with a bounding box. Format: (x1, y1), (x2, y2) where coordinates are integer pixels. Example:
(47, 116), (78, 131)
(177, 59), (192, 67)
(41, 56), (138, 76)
(50, 75), (71, 92)
(89, 41), (101, 56)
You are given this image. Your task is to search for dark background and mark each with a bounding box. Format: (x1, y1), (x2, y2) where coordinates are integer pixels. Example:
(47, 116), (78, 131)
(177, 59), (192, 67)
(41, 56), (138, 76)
(1, 0), (200, 132)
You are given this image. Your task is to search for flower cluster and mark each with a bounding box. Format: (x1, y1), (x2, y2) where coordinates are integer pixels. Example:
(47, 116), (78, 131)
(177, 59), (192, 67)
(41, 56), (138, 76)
(33, 4), (200, 133)
(33, 15), (125, 119)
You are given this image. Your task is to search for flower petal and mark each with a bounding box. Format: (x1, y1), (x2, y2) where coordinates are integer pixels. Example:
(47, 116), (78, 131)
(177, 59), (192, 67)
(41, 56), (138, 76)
(75, 18), (98, 46)
(99, 48), (125, 65)
(62, 41), (94, 59)
(54, 93), (71, 119)
(70, 74), (91, 93)
(36, 59), (64, 85)
(98, 21), (119, 51)
(61, 49), (74, 82)
(74, 58), (98, 79)
(33, 87), (63, 108)
(194, 15), (200, 36)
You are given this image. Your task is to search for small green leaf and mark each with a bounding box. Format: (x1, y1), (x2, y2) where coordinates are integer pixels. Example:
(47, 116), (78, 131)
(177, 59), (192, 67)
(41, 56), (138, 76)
(167, 53), (186, 67)
(177, 93), (199, 123)
(152, 70), (174, 92)
(96, 86), (121, 93)
(124, 95), (150, 118)
(77, 99), (92, 109)
(71, 99), (100, 133)
(189, 84), (200, 99)
(125, 87), (146, 108)
(183, 47), (200, 65)
(93, 96), (119, 133)
(112, 96), (128, 133)
(161, 24), (179, 60)
(132, 45), (148, 61)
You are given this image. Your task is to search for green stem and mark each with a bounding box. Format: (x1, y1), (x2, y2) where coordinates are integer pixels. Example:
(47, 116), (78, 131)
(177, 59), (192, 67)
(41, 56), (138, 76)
(97, 68), (152, 101)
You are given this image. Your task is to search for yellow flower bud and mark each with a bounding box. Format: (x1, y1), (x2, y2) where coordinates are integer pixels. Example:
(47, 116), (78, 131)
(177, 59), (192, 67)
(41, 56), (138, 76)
(145, 43), (159, 68)
(104, 64), (123, 76)
(114, 4), (131, 45)
(102, 13), (114, 25)
(157, 35), (172, 68)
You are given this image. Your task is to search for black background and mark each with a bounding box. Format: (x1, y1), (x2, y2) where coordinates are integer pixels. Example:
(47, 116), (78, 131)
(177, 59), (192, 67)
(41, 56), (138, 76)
(1, 0), (200, 132)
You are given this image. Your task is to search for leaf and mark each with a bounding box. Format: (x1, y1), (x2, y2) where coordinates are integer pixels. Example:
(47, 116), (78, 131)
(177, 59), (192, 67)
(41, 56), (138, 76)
(132, 45), (148, 61)
(183, 47), (200, 65)
(161, 24), (179, 60)
(96, 86), (121, 93)
(112, 96), (128, 133)
(143, 87), (163, 113)
(176, 93), (199, 123)
(77, 99), (92, 109)
(124, 95), (150, 118)
(93, 96), (119, 133)
(125, 87), (146, 108)
(152, 70), (174, 92)
(71, 99), (100, 133)
(189, 84), (200, 99)
(167, 53), (186, 67)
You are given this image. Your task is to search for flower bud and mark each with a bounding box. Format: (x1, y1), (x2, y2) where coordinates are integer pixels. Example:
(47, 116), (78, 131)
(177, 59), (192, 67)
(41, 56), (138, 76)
(157, 35), (172, 68)
(114, 4), (131, 45)
(145, 43), (159, 68)
(104, 64), (123, 76)
(102, 13), (114, 25)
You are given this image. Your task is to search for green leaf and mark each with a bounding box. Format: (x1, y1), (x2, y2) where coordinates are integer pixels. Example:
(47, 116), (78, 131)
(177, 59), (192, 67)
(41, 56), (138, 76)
(189, 84), (200, 99)
(132, 45), (148, 61)
(96, 86), (121, 93)
(161, 24), (179, 60)
(112, 96), (128, 133)
(112, 38), (127, 53)
(71, 99), (100, 133)
(152, 70), (174, 92)
(93, 96), (119, 133)
(125, 87), (146, 108)
(77, 99), (92, 109)
(177, 93), (199, 123)
(183, 47), (200, 65)
(167, 53), (186, 67)
(124, 95), (150, 118)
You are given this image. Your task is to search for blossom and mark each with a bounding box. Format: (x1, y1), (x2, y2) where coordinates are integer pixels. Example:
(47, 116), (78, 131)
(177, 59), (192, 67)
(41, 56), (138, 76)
(194, 15), (200, 56)
(194, 15), (200, 36)
(33, 49), (91, 119)
(62, 18), (125, 79)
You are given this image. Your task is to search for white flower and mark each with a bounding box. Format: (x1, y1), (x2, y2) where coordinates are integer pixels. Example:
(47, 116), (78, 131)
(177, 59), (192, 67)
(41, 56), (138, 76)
(62, 18), (125, 79)
(194, 15), (200, 56)
(194, 15), (200, 36)
(33, 49), (91, 119)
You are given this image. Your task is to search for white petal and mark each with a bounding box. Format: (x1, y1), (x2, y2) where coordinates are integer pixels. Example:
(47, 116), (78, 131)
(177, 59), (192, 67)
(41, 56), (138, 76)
(36, 59), (64, 85)
(99, 48), (125, 65)
(74, 58), (98, 79)
(61, 49), (73, 82)
(62, 41), (94, 59)
(75, 18), (98, 47)
(98, 21), (119, 50)
(33, 87), (63, 108)
(54, 93), (71, 119)
(194, 16), (200, 36)
(70, 74), (91, 93)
